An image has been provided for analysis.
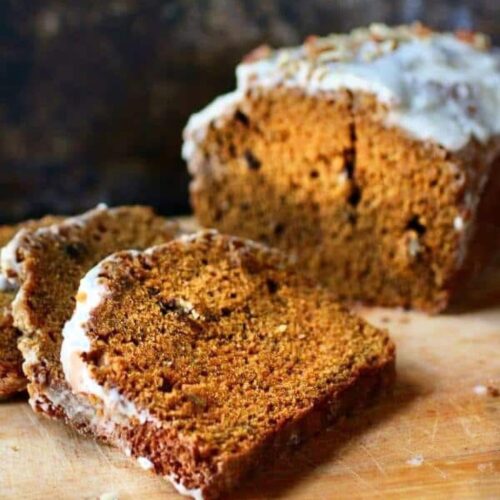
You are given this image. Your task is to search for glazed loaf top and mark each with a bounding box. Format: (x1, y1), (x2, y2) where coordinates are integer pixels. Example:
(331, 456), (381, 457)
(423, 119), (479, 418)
(183, 23), (500, 158)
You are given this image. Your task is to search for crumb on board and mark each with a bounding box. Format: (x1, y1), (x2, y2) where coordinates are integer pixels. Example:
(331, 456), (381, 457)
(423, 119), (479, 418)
(99, 492), (118, 500)
(487, 385), (499, 397)
(477, 462), (494, 472)
(406, 454), (424, 467)
(137, 456), (154, 470)
(473, 384), (488, 396)
(473, 384), (499, 396)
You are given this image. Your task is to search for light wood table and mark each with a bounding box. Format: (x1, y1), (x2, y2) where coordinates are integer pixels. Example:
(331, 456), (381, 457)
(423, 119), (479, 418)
(1, 219), (499, 499)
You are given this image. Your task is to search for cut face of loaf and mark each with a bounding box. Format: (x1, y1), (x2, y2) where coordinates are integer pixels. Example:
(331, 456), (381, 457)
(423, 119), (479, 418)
(184, 24), (500, 312)
(62, 230), (395, 499)
(3, 205), (178, 434)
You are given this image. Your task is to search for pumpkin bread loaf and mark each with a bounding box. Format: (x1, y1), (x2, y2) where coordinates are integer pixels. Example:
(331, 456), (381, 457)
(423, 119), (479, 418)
(184, 24), (500, 312)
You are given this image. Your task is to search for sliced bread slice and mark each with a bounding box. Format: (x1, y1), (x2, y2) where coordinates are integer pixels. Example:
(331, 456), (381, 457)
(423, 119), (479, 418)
(3, 205), (178, 434)
(62, 230), (395, 499)
(0, 217), (63, 398)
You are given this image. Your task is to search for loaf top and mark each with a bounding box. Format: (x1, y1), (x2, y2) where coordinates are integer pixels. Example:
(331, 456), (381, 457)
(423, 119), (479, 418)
(183, 23), (500, 157)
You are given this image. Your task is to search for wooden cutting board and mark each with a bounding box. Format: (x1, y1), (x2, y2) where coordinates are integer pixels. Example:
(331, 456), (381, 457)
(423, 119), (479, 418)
(1, 218), (499, 499)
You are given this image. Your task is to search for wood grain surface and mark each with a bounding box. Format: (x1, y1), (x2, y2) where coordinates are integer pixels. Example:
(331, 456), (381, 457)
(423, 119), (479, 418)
(1, 220), (499, 499)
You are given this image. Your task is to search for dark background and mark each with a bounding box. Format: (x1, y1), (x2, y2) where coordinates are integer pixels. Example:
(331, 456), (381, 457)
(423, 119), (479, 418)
(1, 0), (499, 223)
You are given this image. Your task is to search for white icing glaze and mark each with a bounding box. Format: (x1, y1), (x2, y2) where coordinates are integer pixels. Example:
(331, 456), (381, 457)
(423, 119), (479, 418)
(166, 474), (204, 500)
(0, 274), (16, 292)
(38, 384), (116, 436)
(177, 229), (219, 244)
(453, 215), (465, 232)
(137, 456), (154, 471)
(0, 229), (28, 288)
(183, 24), (500, 157)
(182, 91), (242, 163)
(61, 251), (150, 425)
(18, 339), (39, 368)
(60, 261), (111, 395)
(407, 236), (422, 258)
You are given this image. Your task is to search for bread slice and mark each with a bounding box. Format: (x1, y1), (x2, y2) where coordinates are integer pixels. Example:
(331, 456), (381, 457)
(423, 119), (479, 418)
(3, 205), (178, 434)
(183, 24), (500, 313)
(62, 230), (395, 499)
(0, 285), (25, 398)
(0, 217), (63, 398)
